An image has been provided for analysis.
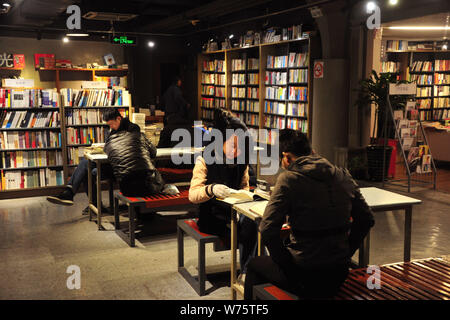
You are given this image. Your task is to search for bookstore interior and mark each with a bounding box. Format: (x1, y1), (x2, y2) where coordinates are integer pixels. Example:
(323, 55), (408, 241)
(0, 0), (449, 304)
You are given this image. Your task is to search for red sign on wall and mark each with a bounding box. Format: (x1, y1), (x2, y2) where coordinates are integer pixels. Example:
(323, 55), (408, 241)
(314, 61), (324, 79)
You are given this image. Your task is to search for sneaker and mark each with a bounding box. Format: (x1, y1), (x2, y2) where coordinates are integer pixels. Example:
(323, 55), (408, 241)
(46, 188), (74, 206)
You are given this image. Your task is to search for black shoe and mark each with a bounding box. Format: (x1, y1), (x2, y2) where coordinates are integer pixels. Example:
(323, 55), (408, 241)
(46, 188), (74, 206)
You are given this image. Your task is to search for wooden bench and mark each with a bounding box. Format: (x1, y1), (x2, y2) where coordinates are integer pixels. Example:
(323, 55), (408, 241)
(177, 218), (229, 296)
(253, 257), (450, 300)
(113, 187), (191, 247)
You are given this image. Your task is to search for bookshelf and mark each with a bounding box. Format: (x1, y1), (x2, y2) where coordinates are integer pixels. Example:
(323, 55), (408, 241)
(0, 88), (65, 197)
(381, 40), (449, 121)
(197, 37), (313, 147)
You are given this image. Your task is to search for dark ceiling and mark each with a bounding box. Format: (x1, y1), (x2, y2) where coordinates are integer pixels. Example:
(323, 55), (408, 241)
(0, 0), (317, 38)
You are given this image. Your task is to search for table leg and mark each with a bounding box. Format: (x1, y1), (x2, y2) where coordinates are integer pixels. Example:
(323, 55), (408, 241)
(404, 206), (412, 262)
(358, 230), (371, 268)
(96, 160), (102, 230)
(108, 179), (114, 214)
(87, 160), (93, 221)
(231, 208), (238, 300)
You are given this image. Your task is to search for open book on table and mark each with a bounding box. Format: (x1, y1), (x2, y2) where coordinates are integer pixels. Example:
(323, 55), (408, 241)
(248, 201), (268, 216)
(217, 188), (261, 205)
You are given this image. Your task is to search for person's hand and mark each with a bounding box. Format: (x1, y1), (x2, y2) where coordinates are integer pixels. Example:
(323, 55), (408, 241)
(212, 184), (231, 198)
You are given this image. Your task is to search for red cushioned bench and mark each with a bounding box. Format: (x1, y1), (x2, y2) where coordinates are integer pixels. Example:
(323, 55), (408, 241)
(253, 257), (450, 300)
(113, 186), (191, 247)
(177, 218), (229, 296)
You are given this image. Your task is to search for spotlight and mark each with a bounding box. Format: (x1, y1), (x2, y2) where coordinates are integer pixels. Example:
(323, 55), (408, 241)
(389, 0), (398, 5)
(2, 3), (11, 7)
(148, 41), (155, 47)
(63, 37), (69, 43)
(443, 43), (448, 50)
(366, 1), (376, 12)
(229, 34), (234, 39)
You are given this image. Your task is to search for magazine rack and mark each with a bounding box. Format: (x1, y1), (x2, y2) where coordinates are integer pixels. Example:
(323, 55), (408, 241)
(381, 83), (437, 192)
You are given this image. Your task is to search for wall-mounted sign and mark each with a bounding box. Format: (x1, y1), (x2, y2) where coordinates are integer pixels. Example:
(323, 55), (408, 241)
(0, 53), (25, 69)
(111, 36), (137, 46)
(389, 83), (417, 95)
(314, 61), (324, 78)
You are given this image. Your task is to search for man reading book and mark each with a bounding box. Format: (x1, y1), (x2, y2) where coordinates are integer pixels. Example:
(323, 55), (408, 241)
(188, 109), (258, 283)
(244, 129), (375, 300)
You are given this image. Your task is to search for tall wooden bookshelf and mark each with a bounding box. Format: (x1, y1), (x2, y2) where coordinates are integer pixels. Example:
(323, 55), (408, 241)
(197, 38), (314, 145)
(0, 67), (132, 199)
(381, 40), (450, 121)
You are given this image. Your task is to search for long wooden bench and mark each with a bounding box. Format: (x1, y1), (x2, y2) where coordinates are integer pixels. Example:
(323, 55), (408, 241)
(253, 257), (450, 300)
(113, 186), (191, 247)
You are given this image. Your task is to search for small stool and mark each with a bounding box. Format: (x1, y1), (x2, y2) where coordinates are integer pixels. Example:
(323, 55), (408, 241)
(177, 218), (227, 296)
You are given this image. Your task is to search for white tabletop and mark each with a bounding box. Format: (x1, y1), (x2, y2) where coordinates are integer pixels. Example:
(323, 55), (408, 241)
(360, 187), (422, 210)
(84, 147), (203, 161)
(233, 200), (268, 220)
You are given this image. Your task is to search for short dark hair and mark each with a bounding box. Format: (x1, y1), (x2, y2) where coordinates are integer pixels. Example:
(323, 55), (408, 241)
(213, 108), (247, 134)
(103, 108), (122, 122)
(279, 129), (311, 157)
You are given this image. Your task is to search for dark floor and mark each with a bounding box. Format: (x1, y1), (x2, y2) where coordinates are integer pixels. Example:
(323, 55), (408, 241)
(0, 180), (449, 299)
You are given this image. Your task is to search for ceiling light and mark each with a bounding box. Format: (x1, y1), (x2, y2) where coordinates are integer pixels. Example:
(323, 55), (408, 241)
(366, 1), (376, 12)
(388, 0), (398, 5)
(66, 30), (89, 37)
(148, 41), (155, 47)
(63, 37), (69, 43)
(443, 43), (448, 50)
(2, 3), (11, 7)
(387, 26), (450, 30)
(229, 34), (234, 39)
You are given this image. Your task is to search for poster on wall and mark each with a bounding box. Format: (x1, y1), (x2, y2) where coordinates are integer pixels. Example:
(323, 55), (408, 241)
(34, 54), (55, 69)
(13, 54), (25, 69)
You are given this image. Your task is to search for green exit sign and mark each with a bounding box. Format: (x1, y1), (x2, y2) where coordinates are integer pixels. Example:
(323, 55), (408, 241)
(111, 36), (137, 45)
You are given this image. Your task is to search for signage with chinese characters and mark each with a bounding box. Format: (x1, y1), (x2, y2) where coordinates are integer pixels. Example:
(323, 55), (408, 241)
(111, 36), (137, 46)
(0, 53), (25, 69)
(389, 83), (417, 95)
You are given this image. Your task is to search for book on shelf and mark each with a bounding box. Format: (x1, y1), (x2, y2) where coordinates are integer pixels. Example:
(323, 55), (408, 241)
(247, 87), (259, 99)
(232, 74), (246, 85)
(215, 87), (226, 97)
(288, 87), (308, 101)
(247, 73), (259, 85)
(265, 86), (286, 100)
(201, 73), (215, 84)
(247, 58), (259, 70)
(434, 73), (450, 84)
(0, 110), (60, 129)
(416, 87), (432, 97)
(409, 74), (433, 85)
(65, 109), (107, 125)
(265, 71), (287, 85)
(201, 85), (215, 95)
(434, 60), (450, 72)
(231, 59), (246, 71)
(265, 114), (285, 128)
(386, 40), (408, 51)
(245, 113), (259, 127)
(381, 61), (400, 73)
(264, 100), (286, 115)
(286, 118), (308, 132)
(66, 126), (107, 145)
(289, 69), (308, 83)
(232, 87), (246, 98)
(288, 52), (309, 68)
(267, 55), (288, 69)
(0, 88), (59, 108)
(0, 131), (61, 150)
(60, 88), (130, 107)
(410, 61), (433, 72)
(287, 102), (307, 117)
(0, 168), (64, 191)
(231, 100), (246, 111)
(247, 100), (260, 113)
(1, 150), (63, 169)
(434, 86), (450, 97)
(434, 97), (449, 109)
(94, 75), (128, 88)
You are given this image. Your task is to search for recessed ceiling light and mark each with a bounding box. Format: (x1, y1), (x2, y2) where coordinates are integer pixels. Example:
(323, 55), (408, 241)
(2, 3), (11, 7)
(389, 0), (398, 5)
(148, 41), (155, 47)
(66, 30), (89, 37)
(229, 34), (234, 39)
(63, 37), (69, 43)
(366, 1), (376, 12)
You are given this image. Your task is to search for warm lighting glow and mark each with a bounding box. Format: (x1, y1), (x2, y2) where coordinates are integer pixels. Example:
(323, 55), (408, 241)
(387, 26), (450, 30)
(443, 44), (448, 50)
(389, 0), (398, 5)
(148, 41), (155, 47)
(366, 1), (376, 12)
(2, 3), (10, 7)
(66, 31), (89, 37)
(229, 34), (234, 39)
(63, 37), (69, 43)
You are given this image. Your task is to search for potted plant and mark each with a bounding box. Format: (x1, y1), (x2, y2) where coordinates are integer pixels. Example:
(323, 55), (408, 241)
(355, 70), (409, 181)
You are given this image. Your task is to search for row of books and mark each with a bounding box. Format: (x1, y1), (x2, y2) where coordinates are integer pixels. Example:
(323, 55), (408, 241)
(265, 71), (287, 85)
(232, 87), (246, 98)
(232, 59), (246, 71)
(60, 88), (129, 107)
(265, 86), (286, 100)
(0, 111), (60, 129)
(0, 131), (61, 150)
(435, 74), (450, 84)
(247, 100), (260, 113)
(248, 88), (259, 99)
(232, 74), (246, 85)
(435, 60), (450, 72)
(289, 69), (308, 83)
(286, 118), (308, 132)
(410, 61), (434, 72)
(267, 55), (288, 69)
(381, 61), (400, 73)
(66, 127), (107, 145)
(434, 97), (449, 108)
(201, 108), (215, 121)
(94, 76), (128, 88)
(215, 87), (225, 97)
(435, 86), (450, 97)
(264, 101), (286, 115)
(201, 85), (215, 96)
(418, 99), (432, 109)
(264, 101), (307, 117)
(432, 108), (450, 120)
(65, 109), (109, 126)
(245, 114), (259, 127)
(67, 147), (82, 165)
(1, 150), (63, 169)
(289, 87), (308, 101)
(386, 40), (409, 51)
(201, 73), (216, 84)
(0, 89), (59, 109)
(409, 74), (433, 85)
(231, 100), (246, 111)
(202, 60), (225, 72)
(264, 115), (285, 128)
(288, 53), (309, 68)
(248, 59), (259, 70)
(0, 168), (64, 191)
(201, 97), (215, 109)
(417, 87), (432, 97)
(248, 74), (259, 85)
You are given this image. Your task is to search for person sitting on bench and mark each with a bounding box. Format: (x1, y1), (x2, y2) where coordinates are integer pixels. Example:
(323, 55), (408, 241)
(244, 129), (375, 300)
(188, 109), (258, 284)
(103, 108), (165, 198)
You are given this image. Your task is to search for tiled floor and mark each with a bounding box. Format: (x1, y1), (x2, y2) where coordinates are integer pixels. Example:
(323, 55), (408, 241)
(0, 172), (449, 299)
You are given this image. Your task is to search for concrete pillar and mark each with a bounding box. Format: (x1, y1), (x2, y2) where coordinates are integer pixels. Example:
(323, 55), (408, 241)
(311, 59), (349, 162)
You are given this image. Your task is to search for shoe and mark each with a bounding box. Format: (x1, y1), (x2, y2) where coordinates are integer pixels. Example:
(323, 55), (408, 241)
(46, 188), (74, 206)
(82, 206), (89, 215)
(237, 273), (246, 286)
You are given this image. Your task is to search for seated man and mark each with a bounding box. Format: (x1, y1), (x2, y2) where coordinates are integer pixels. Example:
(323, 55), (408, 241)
(244, 129), (375, 300)
(189, 109), (258, 282)
(103, 108), (165, 197)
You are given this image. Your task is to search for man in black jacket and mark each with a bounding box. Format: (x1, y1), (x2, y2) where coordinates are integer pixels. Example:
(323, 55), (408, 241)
(244, 129), (375, 300)
(160, 76), (190, 125)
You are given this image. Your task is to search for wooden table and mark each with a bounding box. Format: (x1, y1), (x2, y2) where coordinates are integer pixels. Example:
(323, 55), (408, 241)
(84, 147), (203, 230)
(229, 187), (422, 300)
